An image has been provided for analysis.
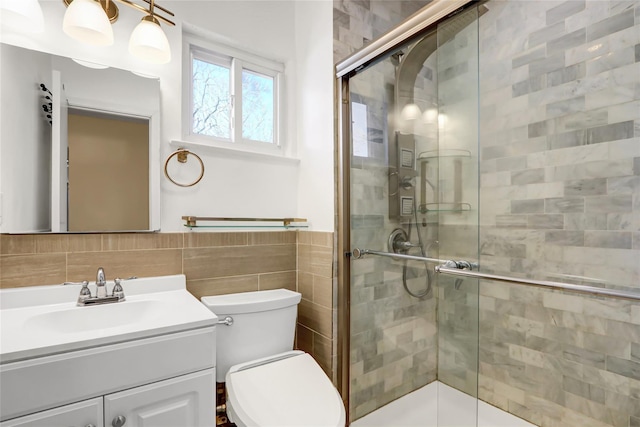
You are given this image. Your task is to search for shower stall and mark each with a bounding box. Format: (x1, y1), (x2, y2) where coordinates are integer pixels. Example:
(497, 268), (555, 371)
(336, 1), (640, 426)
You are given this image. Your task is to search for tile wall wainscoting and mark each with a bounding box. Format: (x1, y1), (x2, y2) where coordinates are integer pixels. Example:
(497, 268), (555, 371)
(0, 230), (336, 380)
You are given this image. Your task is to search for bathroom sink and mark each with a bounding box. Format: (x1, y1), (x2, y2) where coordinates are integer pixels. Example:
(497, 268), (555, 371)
(23, 299), (168, 334)
(0, 274), (217, 363)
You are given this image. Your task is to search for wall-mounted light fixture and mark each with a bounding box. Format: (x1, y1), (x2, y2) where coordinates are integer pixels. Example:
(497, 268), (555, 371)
(62, 0), (175, 64)
(0, 0), (44, 33)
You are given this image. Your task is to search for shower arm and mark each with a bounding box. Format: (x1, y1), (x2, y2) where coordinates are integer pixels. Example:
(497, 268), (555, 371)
(351, 248), (640, 302)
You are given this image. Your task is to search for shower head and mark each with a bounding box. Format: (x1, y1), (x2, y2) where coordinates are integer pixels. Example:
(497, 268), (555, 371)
(437, 4), (488, 46)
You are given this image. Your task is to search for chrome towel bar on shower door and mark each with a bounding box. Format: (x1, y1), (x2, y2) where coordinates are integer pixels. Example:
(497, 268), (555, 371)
(350, 248), (448, 264)
(351, 248), (640, 302)
(434, 266), (640, 302)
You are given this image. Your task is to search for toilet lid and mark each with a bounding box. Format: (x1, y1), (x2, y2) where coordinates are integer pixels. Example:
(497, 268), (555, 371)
(226, 352), (346, 427)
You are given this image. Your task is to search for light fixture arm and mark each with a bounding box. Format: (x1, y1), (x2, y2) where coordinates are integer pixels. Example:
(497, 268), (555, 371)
(141, 0), (173, 18)
(113, 0), (175, 26)
(62, 0), (175, 27)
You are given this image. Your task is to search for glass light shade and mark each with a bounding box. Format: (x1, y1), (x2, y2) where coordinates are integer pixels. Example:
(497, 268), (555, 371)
(129, 16), (171, 64)
(71, 58), (109, 69)
(422, 108), (438, 124)
(0, 0), (44, 33)
(400, 103), (421, 121)
(63, 0), (113, 46)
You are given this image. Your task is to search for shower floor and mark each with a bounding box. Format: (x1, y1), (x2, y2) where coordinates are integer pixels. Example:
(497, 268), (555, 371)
(351, 381), (536, 427)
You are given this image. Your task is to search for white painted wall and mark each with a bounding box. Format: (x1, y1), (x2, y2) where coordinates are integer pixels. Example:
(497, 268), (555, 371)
(294, 0), (335, 232)
(0, 0), (335, 232)
(0, 44), (52, 232)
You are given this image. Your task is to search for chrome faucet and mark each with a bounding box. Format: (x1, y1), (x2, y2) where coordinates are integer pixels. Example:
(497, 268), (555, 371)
(63, 267), (130, 306)
(96, 267), (107, 298)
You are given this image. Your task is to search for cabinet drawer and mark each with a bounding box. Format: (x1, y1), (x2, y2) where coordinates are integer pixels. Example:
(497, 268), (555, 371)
(0, 327), (215, 421)
(0, 398), (103, 427)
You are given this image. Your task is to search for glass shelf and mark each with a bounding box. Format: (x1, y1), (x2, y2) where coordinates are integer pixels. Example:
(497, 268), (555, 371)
(182, 216), (308, 230)
(418, 149), (471, 160)
(419, 203), (472, 213)
(183, 224), (308, 230)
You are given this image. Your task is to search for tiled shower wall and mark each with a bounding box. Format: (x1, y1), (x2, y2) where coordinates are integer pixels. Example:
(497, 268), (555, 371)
(333, 0), (431, 63)
(340, 0), (640, 425)
(0, 230), (335, 378)
(473, 1), (640, 426)
(334, 0), (436, 421)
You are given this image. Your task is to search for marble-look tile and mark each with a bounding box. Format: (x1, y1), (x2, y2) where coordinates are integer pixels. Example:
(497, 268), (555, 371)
(545, 197), (585, 213)
(546, 0), (586, 25)
(585, 194), (633, 213)
(563, 375), (606, 404)
(586, 9), (635, 42)
(584, 231), (633, 249)
(512, 199), (545, 214)
(530, 20), (567, 47)
(548, 28), (586, 54)
(547, 62), (586, 87)
(565, 178), (607, 196)
(545, 230), (585, 246)
(547, 96), (585, 118)
(527, 214), (564, 229)
(606, 356), (640, 381)
(512, 169), (545, 185)
(530, 52), (567, 76)
(587, 120), (635, 144)
(512, 45), (547, 69)
(586, 45), (636, 76)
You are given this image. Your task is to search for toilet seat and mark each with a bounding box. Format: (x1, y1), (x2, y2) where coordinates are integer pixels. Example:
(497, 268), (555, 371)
(225, 351), (346, 427)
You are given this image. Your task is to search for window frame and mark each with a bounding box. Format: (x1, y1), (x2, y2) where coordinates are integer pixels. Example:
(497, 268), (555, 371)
(183, 35), (285, 155)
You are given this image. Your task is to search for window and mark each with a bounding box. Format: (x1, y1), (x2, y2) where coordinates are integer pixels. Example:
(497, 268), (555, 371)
(186, 40), (283, 152)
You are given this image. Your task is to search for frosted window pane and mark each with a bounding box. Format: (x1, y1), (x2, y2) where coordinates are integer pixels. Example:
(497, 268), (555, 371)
(192, 58), (231, 139)
(242, 70), (274, 143)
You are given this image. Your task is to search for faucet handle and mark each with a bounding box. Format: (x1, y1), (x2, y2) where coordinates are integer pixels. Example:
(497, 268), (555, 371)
(76, 281), (92, 304)
(112, 278), (126, 301)
(64, 280), (88, 286)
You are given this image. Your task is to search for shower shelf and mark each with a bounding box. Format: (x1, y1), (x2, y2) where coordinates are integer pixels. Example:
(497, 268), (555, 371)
(418, 149), (472, 212)
(417, 148), (471, 160)
(419, 202), (472, 213)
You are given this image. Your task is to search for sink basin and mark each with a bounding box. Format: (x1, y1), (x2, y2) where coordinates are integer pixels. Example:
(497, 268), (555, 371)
(0, 274), (217, 363)
(23, 299), (168, 334)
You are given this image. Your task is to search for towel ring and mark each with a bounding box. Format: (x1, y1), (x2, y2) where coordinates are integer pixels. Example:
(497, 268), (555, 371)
(164, 148), (204, 187)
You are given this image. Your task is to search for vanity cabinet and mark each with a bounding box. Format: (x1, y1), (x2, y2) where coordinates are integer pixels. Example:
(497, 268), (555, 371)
(1, 370), (214, 427)
(0, 398), (104, 427)
(0, 328), (216, 427)
(104, 369), (214, 427)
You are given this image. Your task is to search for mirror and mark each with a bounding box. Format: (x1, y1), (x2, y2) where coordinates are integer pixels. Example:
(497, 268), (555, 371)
(0, 42), (160, 233)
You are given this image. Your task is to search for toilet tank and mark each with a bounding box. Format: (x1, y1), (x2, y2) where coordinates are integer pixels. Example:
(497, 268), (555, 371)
(201, 289), (302, 382)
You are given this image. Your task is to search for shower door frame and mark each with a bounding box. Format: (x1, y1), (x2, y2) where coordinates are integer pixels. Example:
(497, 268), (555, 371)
(335, 0), (474, 421)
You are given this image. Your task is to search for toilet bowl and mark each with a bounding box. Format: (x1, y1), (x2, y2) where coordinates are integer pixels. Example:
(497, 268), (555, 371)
(201, 289), (346, 427)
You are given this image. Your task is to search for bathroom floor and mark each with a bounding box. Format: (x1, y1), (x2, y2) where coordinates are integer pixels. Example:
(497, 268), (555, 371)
(217, 383), (236, 427)
(351, 381), (536, 427)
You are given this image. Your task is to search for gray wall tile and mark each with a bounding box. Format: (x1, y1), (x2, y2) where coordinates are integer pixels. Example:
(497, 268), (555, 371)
(586, 10), (635, 42)
(546, 1), (586, 25)
(512, 199), (545, 214)
(586, 121), (635, 145)
(564, 178), (607, 196)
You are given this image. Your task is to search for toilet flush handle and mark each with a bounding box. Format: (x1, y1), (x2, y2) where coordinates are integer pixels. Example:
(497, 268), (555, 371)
(218, 316), (234, 326)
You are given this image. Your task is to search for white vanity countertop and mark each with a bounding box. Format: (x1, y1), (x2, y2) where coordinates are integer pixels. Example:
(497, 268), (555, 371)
(0, 274), (217, 364)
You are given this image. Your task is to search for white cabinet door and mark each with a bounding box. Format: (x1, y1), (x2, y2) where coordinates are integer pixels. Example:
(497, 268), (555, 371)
(0, 398), (103, 427)
(104, 369), (215, 427)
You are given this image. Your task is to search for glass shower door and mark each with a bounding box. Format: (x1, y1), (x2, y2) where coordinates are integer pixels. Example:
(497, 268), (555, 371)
(433, 5), (480, 427)
(346, 5), (481, 426)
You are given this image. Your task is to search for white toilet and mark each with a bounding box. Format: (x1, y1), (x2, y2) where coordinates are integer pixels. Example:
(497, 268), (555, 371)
(201, 289), (346, 427)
